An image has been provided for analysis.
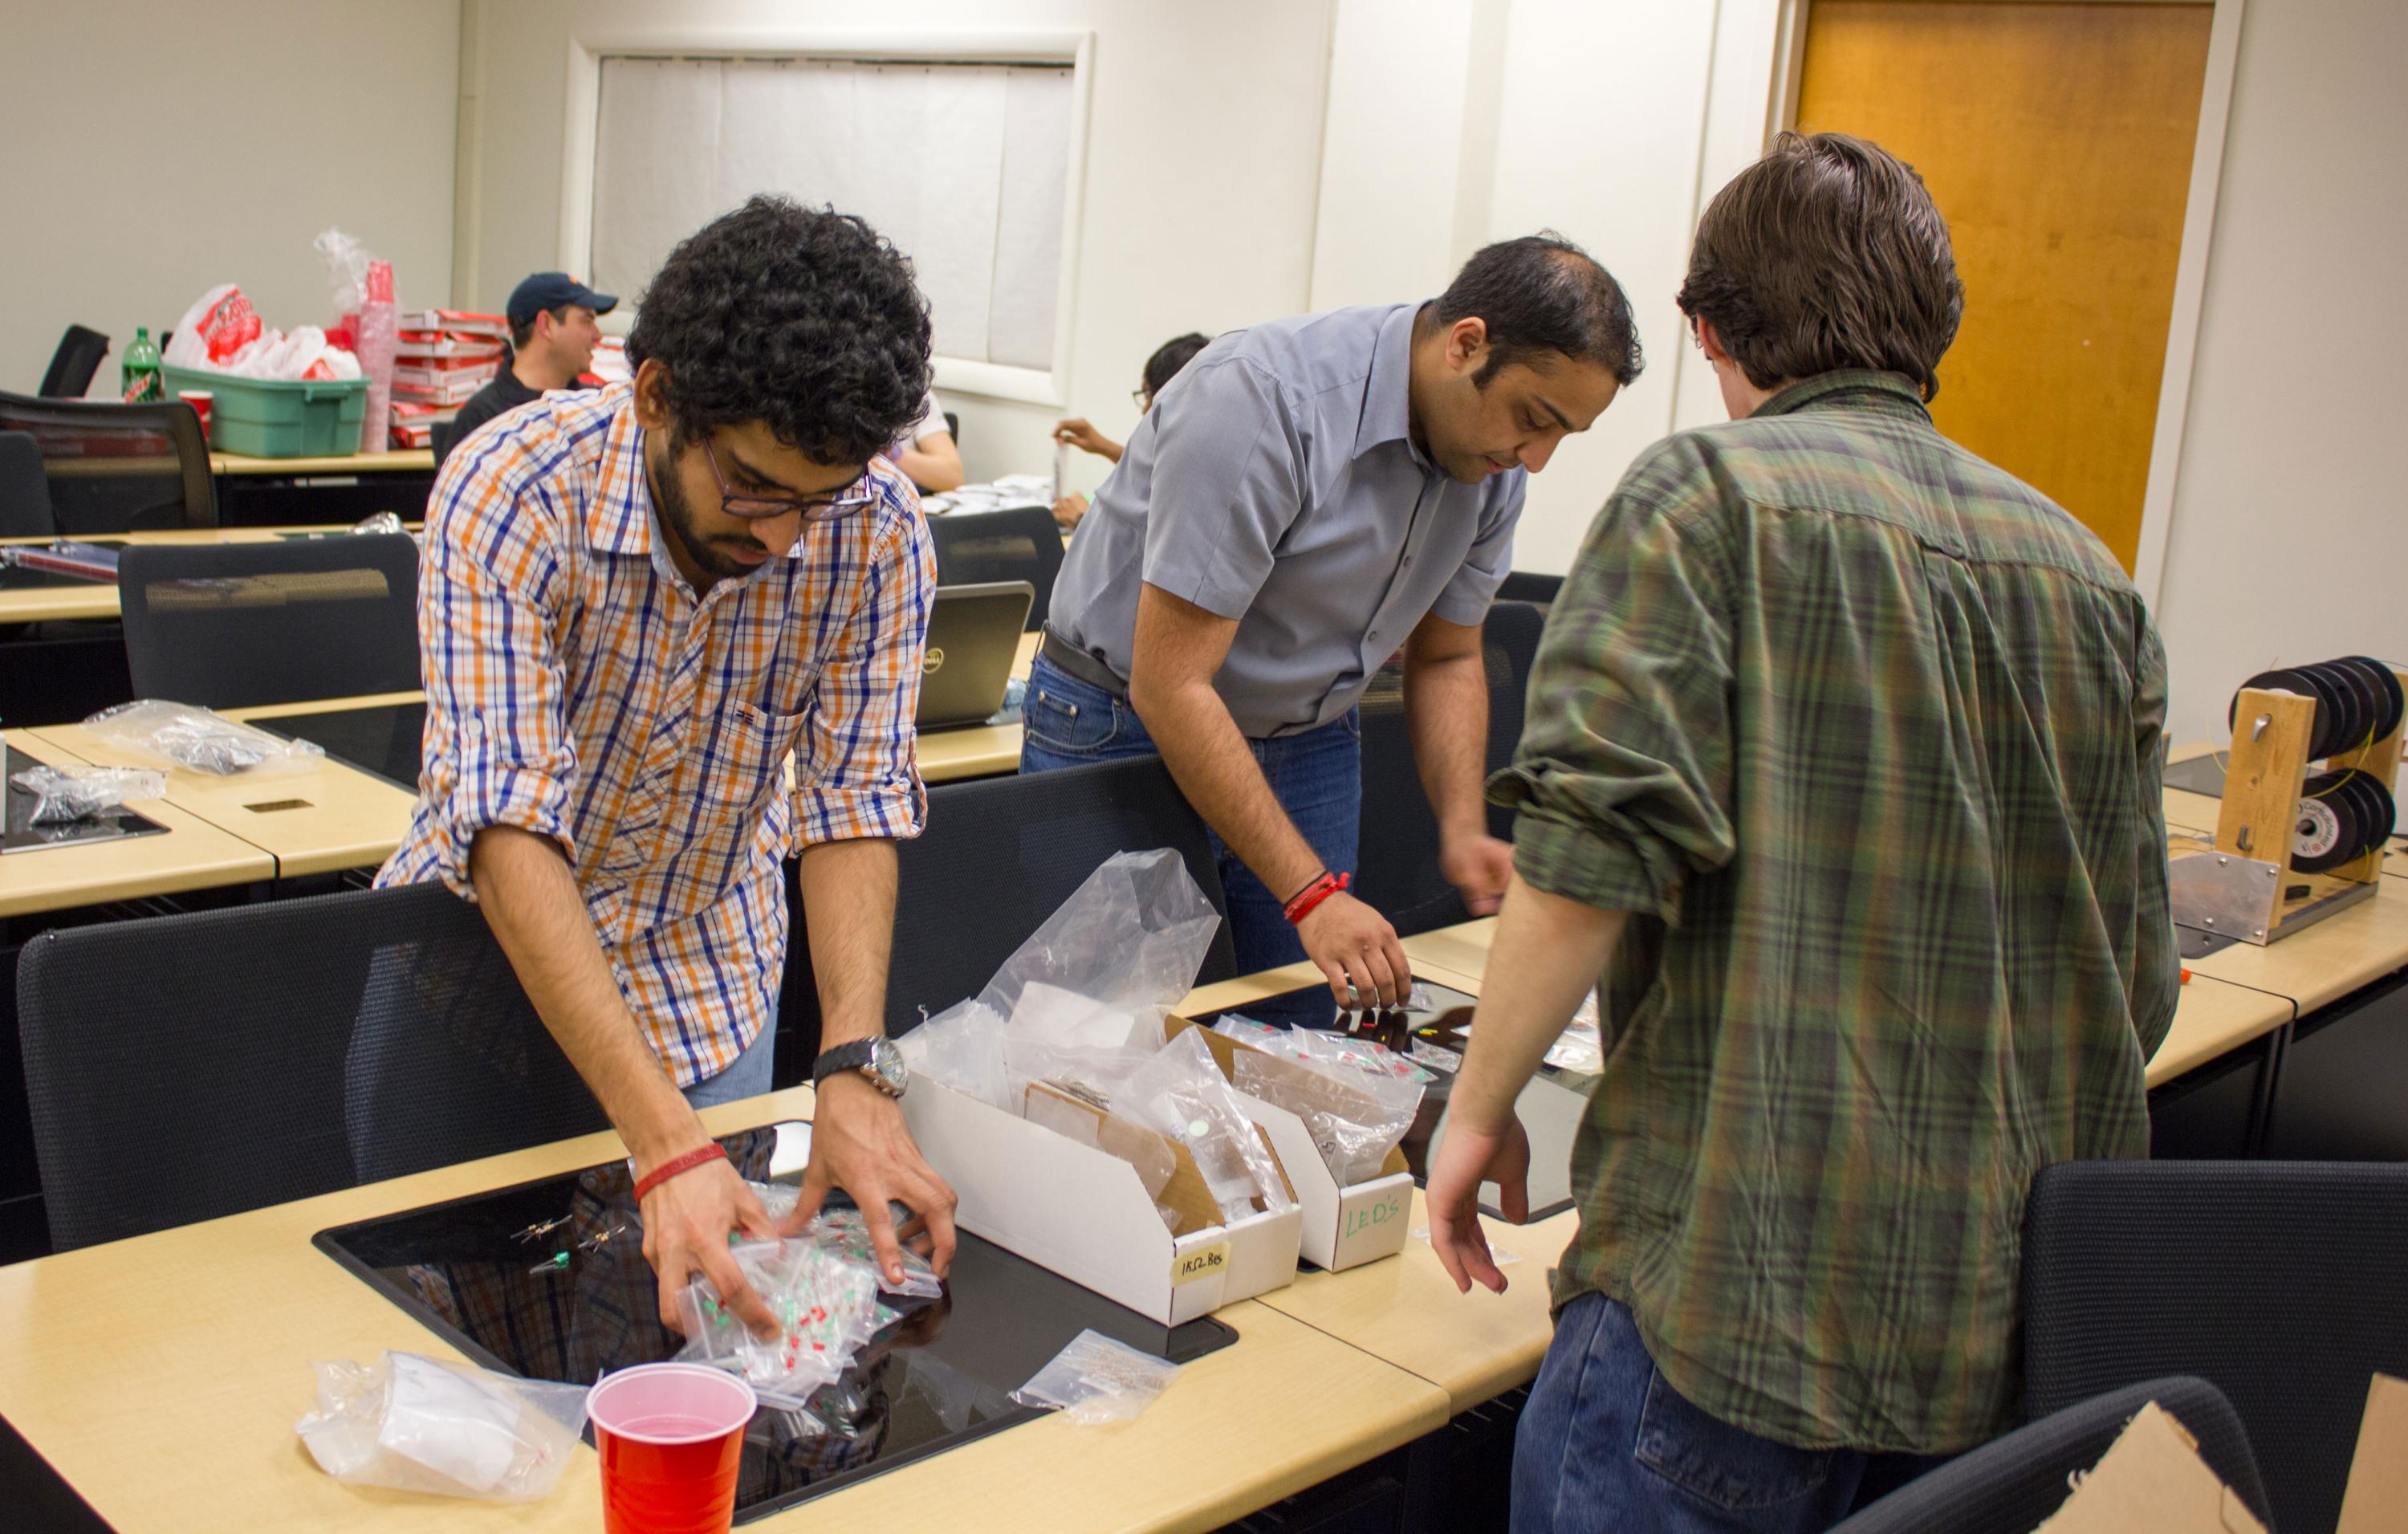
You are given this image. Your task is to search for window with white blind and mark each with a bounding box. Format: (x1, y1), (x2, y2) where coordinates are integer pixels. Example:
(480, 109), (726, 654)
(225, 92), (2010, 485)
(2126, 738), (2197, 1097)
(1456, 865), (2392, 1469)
(577, 45), (1084, 398)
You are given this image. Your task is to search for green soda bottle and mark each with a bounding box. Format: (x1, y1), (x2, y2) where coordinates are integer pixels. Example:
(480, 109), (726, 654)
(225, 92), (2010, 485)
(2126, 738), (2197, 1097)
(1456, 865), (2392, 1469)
(120, 326), (164, 403)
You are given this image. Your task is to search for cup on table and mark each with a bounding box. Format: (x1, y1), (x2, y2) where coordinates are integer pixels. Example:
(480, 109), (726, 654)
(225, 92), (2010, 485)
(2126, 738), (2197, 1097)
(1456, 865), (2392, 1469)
(587, 1363), (756, 1534)
(177, 390), (214, 444)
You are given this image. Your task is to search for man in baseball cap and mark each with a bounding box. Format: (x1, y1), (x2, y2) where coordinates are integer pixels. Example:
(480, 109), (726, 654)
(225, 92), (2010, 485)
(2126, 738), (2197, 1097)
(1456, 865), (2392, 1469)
(435, 271), (620, 470)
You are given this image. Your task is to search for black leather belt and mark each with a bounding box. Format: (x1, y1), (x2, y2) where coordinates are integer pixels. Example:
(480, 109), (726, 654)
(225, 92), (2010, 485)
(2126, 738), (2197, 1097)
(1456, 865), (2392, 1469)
(1037, 625), (1130, 699)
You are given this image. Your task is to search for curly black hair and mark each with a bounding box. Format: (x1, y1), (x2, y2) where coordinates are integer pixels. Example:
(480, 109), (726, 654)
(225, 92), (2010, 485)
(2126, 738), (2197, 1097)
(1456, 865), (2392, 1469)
(625, 195), (933, 463)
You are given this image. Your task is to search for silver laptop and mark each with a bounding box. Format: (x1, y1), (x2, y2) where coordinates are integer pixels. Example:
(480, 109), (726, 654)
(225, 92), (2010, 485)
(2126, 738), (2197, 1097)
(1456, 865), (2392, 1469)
(918, 580), (1034, 730)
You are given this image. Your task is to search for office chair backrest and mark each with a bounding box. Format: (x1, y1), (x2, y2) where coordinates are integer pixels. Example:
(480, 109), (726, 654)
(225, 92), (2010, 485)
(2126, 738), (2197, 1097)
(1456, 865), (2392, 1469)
(0, 430), (56, 538)
(1495, 570), (1564, 605)
(18, 881), (604, 1250)
(0, 389), (216, 534)
(1831, 1376), (2268, 1534)
(1352, 598), (1548, 937)
(38, 325), (111, 400)
(2024, 1159), (2408, 1534)
(882, 755), (1238, 1036)
(942, 409), (959, 445)
(117, 534), (421, 709)
(929, 503), (1061, 632)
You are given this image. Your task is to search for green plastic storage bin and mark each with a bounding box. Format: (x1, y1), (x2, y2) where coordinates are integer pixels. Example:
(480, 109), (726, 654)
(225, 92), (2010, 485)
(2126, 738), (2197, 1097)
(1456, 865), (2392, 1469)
(161, 364), (369, 458)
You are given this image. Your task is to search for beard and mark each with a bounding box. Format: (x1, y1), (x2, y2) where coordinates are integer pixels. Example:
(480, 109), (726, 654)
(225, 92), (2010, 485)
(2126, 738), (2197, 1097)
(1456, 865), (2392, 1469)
(651, 429), (772, 583)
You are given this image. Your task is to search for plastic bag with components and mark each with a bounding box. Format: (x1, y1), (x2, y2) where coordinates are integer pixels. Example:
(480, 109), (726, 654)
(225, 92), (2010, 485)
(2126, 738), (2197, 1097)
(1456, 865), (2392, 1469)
(83, 699), (324, 777)
(9, 763), (165, 824)
(296, 1351), (588, 1502)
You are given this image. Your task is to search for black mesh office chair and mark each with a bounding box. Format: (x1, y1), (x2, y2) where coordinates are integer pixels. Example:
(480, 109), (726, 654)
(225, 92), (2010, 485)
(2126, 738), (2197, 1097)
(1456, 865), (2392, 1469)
(929, 503), (1061, 632)
(37, 326), (111, 400)
(0, 389), (216, 533)
(942, 409), (959, 444)
(2023, 1160), (2408, 1534)
(879, 755), (1236, 1038)
(116, 534), (421, 709)
(1495, 571), (1563, 605)
(18, 881), (607, 1251)
(1352, 599), (1547, 937)
(0, 429), (55, 538)
(1832, 1375), (2267, 1533)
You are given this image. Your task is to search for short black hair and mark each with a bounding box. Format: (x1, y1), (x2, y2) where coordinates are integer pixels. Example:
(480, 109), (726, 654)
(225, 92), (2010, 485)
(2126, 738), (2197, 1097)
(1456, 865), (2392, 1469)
(626, 195), (932, 463)
(1434, 232), (1644, 388)
(1141, 332), (1210, 400)
(507, 303), (571, 352)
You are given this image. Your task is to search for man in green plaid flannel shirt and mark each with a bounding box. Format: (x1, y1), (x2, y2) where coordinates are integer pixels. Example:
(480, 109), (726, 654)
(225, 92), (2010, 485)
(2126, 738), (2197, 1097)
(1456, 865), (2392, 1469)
(1427, 132), (2180, 1532)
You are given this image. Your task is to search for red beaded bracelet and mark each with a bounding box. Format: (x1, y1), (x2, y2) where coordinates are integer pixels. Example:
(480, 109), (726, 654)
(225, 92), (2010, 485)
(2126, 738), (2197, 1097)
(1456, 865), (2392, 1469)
(632, 1142), (729, 1203)
(1282, 869), (1351, 926)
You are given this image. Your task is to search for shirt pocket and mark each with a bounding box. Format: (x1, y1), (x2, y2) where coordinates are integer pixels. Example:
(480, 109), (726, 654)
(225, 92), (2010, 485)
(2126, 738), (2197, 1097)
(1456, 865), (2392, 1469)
(1021, 682), (1129, 755)
(696, 701), (803, 818)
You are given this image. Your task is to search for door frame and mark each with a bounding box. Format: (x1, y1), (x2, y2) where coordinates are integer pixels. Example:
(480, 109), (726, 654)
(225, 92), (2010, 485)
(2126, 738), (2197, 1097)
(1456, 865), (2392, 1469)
(1759, 0), (2247, 602)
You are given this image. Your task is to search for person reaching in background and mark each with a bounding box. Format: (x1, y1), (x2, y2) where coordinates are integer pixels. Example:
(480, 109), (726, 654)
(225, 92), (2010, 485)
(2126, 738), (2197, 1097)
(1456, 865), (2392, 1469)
(888, 390), (965, 493)
(1051, 331), (1210, 529)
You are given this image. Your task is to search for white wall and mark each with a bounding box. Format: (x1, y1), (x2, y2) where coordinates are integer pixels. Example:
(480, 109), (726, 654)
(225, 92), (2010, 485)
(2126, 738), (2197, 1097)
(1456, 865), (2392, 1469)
(2151, 0), (2408, 742)
(1312, 0), (1774, 575)
(0, 2), (460, 395)
(457, 0), (1336, 492)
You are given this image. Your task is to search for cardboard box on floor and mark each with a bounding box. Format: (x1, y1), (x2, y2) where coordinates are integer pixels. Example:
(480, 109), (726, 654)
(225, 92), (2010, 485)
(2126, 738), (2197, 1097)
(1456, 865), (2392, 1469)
(1165, 1016), (1415, 1271)
(901, 1075), (1304, 1325)
(2037, 1373), (2408, 1534)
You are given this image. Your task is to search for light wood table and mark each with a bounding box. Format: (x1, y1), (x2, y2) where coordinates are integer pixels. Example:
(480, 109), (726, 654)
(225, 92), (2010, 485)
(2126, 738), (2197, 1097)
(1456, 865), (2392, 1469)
(223, 690), (427, 727)
(0, 523), (418, 624)
(0, 729), (275, 918)
(212, 448), (435, 476)
(1396, 917), (2308, 1093)
(919, 630), (1039, 785)
(0, 1083), (1448, 1533)
(26, 721), (416, 879)
(2183, 871), (2408, 1015)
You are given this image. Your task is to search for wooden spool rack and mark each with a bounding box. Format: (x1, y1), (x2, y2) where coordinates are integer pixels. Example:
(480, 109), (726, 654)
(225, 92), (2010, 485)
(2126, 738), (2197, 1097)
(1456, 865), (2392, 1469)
(2194, 668), (2405, 944)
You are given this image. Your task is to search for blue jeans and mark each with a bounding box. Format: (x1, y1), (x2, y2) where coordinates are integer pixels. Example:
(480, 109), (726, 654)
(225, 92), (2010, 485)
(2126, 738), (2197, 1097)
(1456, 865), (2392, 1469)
(1515, 1293), (1944, 1534)
(681, 1015), (778, 1109)
(1019, 652), (1359, 1027)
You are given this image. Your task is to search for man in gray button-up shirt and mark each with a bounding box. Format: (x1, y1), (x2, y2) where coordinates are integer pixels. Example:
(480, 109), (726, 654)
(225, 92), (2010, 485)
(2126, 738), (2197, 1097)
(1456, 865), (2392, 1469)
(1027, 236), (1642, 1019)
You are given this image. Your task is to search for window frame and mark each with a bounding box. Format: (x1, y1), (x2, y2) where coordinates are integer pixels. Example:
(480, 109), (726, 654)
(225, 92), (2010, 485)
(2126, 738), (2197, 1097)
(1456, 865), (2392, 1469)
(559, 26), (1096, 407)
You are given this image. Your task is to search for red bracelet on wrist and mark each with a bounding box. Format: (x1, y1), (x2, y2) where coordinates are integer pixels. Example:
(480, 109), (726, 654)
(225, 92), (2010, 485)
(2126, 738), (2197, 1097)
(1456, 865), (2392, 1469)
(633, 1143), (729, 1203)
(1283, 869), (1351, 926)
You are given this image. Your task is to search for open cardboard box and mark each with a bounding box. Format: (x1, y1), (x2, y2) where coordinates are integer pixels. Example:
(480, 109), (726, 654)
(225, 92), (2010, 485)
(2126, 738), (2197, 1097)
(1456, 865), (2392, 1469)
(901, 1072), (1305, 1325)
(1165, 1016), (1417, 1271)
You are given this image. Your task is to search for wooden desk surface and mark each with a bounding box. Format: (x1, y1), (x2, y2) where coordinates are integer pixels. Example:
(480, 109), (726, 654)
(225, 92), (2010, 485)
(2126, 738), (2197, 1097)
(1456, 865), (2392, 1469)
(1397, 917), (2316, 1091)
(0, 729), (276, 917)
(1, 525), (418, 623)
(211, 449), (435, 476)
(26, 722), (415, 878)
(0, 1084), (1447, 1533)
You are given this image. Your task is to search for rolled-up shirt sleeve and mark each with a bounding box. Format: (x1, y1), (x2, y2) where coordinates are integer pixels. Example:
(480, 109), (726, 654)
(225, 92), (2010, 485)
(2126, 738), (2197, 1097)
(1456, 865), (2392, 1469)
(1139, 357), (1304, 619)
(1431, 473), (1523, 626)
(416, 451), (580, 899)
(793, 498), (935, 844)
(1488, 474), (1735, 924)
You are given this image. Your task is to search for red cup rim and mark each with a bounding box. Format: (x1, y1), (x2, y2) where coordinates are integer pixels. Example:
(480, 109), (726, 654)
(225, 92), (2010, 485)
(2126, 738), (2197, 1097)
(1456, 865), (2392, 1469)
(587, 1362), (758, 1446)
(177, 389), (214, 399)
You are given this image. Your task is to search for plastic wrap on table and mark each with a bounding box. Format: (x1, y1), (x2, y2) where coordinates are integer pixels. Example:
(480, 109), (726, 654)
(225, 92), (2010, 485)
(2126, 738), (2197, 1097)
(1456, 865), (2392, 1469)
(10, 764), (165, 824)
(295, 1350), (588, 1502)
(1011, 1329), (1182, 1424)
(82, 699), (325, 777)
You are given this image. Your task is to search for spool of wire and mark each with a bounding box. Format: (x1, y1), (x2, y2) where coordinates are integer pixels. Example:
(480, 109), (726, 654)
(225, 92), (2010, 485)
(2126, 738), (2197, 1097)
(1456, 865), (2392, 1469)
(2229, 655), (2406, 761)
(2292, 768), (2398, 873)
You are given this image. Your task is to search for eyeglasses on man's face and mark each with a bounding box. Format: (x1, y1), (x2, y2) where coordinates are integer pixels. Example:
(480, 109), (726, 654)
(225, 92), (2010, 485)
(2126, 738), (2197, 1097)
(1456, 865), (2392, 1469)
(699, 433), (879, 522)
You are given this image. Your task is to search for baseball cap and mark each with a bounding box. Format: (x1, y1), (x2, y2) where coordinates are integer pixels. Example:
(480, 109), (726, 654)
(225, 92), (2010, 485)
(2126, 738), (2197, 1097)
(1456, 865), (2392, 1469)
(506, 272), (620, 328)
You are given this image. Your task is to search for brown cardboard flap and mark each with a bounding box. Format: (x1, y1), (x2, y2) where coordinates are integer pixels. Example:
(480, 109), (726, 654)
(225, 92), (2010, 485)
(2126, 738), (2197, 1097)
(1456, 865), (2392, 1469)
(2337, 1373), (2408, 1534)
(2035, 1403), (2269, 1534)
(1023, 1081), (1221, 1236)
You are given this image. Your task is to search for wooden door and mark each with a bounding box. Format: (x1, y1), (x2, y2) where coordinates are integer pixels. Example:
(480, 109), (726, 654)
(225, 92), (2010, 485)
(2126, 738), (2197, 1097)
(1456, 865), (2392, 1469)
(1796, 1), (2212, 570)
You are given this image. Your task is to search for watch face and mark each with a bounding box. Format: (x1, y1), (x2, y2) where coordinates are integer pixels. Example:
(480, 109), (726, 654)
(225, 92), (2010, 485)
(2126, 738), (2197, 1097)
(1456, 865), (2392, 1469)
(871, 1036), (909, 1096)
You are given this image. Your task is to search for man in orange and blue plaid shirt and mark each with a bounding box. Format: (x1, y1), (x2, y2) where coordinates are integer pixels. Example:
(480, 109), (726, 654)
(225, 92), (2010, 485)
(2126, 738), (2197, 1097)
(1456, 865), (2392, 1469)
(380, 197), (957, 1341)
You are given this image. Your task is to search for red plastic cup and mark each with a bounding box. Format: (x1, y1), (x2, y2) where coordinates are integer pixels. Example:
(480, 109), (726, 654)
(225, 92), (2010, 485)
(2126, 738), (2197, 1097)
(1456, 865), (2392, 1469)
(587, 1363), (756, 1534)
(177, 390), (213, 443)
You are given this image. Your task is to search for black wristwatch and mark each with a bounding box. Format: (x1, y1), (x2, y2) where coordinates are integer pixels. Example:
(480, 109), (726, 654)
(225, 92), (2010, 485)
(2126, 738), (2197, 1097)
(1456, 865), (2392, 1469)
(813, 1037), (910, 1099)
